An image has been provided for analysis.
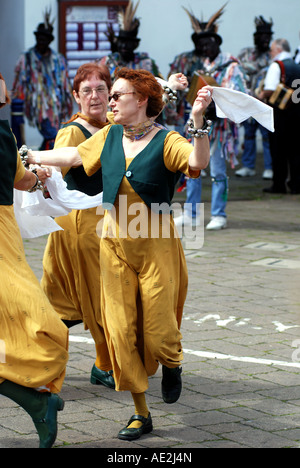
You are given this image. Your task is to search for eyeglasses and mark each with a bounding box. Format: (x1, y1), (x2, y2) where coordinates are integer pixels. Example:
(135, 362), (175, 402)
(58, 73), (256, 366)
(108, 92), (136, 102)
(79, 87), (108, 97)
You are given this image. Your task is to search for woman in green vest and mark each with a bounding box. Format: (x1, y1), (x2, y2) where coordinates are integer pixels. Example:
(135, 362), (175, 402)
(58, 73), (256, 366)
(25, 68), (212, 441)
(0, 73), (68, 448)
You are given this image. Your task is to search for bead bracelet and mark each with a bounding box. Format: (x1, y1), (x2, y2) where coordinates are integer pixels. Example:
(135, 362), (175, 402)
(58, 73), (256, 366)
(162, 85), (177, 102)
(19, 146), (43, 192)
(28, 168), (43, 193)
(187, 117), (212, 138)
(19, 145), (41, 166)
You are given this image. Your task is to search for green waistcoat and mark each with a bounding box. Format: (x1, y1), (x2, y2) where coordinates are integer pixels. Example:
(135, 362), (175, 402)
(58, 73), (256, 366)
(100, 125), (181, 212)
(62, 122), (103, 196)
(0, 120), (18, 205)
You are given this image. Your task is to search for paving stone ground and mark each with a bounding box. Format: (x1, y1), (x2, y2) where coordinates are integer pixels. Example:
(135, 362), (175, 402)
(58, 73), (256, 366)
(1, 160), (300, 451)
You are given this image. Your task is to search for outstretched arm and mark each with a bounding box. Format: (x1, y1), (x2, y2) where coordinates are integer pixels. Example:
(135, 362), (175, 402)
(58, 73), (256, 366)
(25, 146), (82, 168)
(188, 86), (213, 171)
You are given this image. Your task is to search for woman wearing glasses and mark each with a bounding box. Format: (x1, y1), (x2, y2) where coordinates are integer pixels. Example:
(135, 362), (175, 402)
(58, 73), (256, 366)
(40, 63), (115, 389)
(26, 68), (212, 441)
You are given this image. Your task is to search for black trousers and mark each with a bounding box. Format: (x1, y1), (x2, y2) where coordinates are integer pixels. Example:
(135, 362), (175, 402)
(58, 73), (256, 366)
(269, 104), (300, 193)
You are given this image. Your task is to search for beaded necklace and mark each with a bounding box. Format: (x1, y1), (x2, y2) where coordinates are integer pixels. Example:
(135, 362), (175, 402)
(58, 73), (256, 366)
(123, 119), (165, 141)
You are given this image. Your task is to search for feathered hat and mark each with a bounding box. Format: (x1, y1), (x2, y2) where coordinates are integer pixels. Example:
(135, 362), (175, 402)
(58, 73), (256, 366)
(183, 3), (227, 45)
(254, 16), (273, 35)
(118, 0), (141, 41)
(34, 7), (55, 41)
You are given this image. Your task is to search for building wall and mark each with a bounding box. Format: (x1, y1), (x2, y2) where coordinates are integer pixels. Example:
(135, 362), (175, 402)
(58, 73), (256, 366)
(0, 0), (299, 147)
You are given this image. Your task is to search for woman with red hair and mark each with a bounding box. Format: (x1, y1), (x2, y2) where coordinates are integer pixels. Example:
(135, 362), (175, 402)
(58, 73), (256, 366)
(26, 67), (212, 441)
(40, 63), (115, 389)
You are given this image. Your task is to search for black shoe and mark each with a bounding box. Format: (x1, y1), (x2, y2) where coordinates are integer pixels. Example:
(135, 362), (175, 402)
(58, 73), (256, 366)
(287, 181), (300, 194)
(263, 186), (287, 194)
(90, 364), (115, 389)
(161, 366), (182, 404)
(118, 413), (153, 441)
(62, 319), (83, 328)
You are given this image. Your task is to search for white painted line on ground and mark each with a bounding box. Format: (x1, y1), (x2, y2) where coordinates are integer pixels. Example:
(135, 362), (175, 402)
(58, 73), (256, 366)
(250, 258), (300, 269)
(183, 348), (300, 369)
(244, 242), (299, 252)
(69, 335), (94, 344)
(69, 335), (300, 370)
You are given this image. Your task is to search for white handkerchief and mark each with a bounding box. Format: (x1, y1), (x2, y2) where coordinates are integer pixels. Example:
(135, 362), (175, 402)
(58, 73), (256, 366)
(45, 169), (103, 210)
(14, 189), (64, 239)
(15, 169), (103, 238)
(212, 87), (274, 132)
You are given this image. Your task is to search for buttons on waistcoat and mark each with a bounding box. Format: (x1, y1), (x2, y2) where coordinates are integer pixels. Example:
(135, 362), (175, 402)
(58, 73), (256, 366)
(125, 170), (132, 178)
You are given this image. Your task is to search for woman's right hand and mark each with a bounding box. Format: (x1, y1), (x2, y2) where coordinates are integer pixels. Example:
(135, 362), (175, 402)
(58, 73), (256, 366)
(192, 86), (213, 126)
(34, 166), (52, 183)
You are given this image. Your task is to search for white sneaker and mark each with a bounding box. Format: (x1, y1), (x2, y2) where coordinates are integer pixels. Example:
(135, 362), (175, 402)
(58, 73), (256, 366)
(235, 167), (256, 177)
(174, 213), (201, 227)
(206, 216), (227, 230)
(262, 169), (273, 180)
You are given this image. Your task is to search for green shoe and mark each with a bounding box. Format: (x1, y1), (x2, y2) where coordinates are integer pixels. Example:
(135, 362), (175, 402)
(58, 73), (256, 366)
(33, 393), (64, 449)
(90, 364), (115, 389)
(118, 413), (153, 441)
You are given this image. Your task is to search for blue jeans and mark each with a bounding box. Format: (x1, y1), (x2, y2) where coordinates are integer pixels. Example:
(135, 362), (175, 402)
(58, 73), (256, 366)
(210, 145), (227, 218)
(184, 145), (227, 219)
(241, 119), (272, 170)
(184, 177), (202, 217)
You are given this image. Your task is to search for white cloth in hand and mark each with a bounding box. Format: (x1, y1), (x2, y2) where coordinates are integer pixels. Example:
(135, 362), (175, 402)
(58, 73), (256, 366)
(212, 87), (274, 132)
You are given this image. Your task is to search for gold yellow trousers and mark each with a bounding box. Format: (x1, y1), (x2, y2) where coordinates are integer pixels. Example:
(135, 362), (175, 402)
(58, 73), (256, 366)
(0, 206), (68, 392)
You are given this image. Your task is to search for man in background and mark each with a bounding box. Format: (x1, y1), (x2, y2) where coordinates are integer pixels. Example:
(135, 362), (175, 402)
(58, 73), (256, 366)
(259, 39), (300, 194)
(236, 16), (273, 180)
(11, 9), (73, 149)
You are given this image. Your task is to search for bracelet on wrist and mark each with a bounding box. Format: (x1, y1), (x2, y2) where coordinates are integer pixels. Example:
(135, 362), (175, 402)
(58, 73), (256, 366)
(19, 145), (41, 166)
(19, 145), (31, 167)
(28, 168), (43, 193)
(187, 117), (212, 138)
(162, 85), (177, 103)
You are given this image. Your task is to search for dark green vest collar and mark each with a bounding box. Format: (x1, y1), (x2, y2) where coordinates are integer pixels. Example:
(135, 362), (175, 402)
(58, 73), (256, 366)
(100, 125), (181, 211)
(0, 120), (18, 205)
(62, 122), (103, 196)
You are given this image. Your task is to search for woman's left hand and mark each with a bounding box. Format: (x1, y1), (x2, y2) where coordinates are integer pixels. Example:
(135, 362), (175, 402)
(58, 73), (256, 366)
(192, 85), (213, 124)
(34, 166), (52, 184)
(168, 73), (188, 91)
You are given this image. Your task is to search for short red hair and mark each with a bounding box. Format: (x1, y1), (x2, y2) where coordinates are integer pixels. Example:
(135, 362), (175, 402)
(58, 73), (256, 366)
(114, 68), (164, 118)
(73, 63), (112, 94)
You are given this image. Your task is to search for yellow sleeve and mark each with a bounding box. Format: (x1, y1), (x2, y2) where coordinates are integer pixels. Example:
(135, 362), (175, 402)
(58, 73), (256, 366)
(14, 153), (26, 183)
(163, 131), (200, 178)
(54, 126), (89, 177)
(54, 126), (87, 149)
(77, 125), (111, 176)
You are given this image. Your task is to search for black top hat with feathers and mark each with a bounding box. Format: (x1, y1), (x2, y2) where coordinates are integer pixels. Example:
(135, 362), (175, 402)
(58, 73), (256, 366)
(183, 3), (227, 45)
(34, 7), (55, 41)
(254, 16), (273, 35)
(118, 0), (141, 41)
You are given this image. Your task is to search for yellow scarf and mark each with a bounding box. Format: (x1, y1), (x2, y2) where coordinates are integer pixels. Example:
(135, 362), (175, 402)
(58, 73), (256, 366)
(63, 112), (107, 129)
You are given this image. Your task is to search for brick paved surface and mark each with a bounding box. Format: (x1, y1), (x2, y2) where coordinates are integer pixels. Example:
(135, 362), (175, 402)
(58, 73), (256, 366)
(1, 165), (300, 450)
